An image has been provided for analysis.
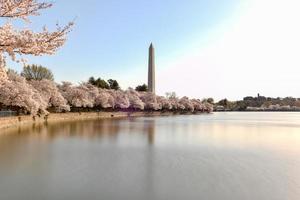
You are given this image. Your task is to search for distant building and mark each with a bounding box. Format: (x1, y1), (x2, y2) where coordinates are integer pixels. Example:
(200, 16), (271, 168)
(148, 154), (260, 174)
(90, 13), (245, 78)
(246, 106), (264, 111)
(148, 43), (155, 93)
(215, 105), (225, 111)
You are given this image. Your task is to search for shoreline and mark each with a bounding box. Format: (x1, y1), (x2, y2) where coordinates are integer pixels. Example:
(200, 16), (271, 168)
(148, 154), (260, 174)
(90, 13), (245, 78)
(1, 110), (298, 132)
(0, 111), (198, 132)
(214, 110), (300, 112)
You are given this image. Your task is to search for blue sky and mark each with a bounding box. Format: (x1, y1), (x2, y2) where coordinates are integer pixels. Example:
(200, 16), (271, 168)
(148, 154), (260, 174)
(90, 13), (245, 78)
(8, 0), (300, 100)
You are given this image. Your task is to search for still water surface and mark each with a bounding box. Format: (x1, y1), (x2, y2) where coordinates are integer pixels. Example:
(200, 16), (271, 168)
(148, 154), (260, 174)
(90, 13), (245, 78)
(0, 112), (300, 200)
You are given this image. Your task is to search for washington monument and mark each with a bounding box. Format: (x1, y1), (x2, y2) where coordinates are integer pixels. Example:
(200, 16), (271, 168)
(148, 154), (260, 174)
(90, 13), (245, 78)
(148, 43), (155, 93)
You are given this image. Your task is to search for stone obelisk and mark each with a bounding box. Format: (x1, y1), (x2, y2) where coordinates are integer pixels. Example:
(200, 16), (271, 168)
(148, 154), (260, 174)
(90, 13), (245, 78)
(148, 43), (155, 93)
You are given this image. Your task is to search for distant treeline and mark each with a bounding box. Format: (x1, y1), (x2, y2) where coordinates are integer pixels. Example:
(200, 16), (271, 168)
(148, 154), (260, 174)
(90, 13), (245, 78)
(213, 94), (300, 111)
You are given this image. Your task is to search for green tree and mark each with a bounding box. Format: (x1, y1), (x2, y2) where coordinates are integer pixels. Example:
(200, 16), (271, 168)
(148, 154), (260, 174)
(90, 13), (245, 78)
(235, 100), (247, 111)
(107, 79), (120, 90)
(218, 99), (229, 108)
(206, 98), (214, 104)
(202, 98), (214, 104)
(88, 77), (96, 85)
(21, 65), (54, 81)
(88, 76), (110, 89)
(135, 84), (148, 92)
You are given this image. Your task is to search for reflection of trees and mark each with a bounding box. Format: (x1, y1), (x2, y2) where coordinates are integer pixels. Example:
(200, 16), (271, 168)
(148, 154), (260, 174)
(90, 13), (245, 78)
(0, 117), (159, 181)
(65, 117), (157, 145)
(145, 119), (155, 145)
(44, 119), (123, 140)
(0, 123), (51, 173)
(1, 118), (158, 145)
(126, 117), (156, 145)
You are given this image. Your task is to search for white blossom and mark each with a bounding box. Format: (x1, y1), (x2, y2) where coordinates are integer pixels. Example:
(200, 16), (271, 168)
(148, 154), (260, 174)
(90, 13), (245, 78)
(125, 89), (144, 110)
(0, 0), (73, 82)
(58, 82), (92, 108)
(178, 96), (194, 111)
(95, 89), (115, 108)
(29, 79), (70, 112)
(157, 96), (172, 110)
(108, 90), (130, 109)
(0, 72), (47, 115)
(140, 92), (160, 110)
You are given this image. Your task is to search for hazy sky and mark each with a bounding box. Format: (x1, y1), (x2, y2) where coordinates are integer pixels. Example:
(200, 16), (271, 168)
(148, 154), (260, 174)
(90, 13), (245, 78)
(8, 0), (300, 100)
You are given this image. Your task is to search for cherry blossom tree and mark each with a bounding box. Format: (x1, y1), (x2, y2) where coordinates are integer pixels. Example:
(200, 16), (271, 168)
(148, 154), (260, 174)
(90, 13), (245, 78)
(178, 96), (194, 111)
(125, 89), (144, 110)
(140, 92), (160, 110)
(0, 0), (73, 82)
(29, 79), (70, 112)
(77, 83), (98, 107)
(157, 96), (172, 110)
(108, 89), (130, 109)
(58, 82), (93, 108)
(0, 71), (48, 114)
(191, 99), (203, 111)
(95, 89), (115, 109)
(0, 64), (6, 81)
(1, 71), (213, 114)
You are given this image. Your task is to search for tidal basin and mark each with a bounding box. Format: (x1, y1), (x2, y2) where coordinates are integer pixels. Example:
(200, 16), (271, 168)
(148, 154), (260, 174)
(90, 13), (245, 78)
(0, 112), (299, 200)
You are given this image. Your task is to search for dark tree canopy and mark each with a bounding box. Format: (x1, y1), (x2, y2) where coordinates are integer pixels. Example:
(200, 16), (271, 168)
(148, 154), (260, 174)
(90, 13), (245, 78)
(21, 64), (54, 81)
(135, 84), (148, 92)
(88, 76), (110, 89)
(218, 99), (229, 107)
(204, 98), (214, 104)
(107, 79), (120, 90)
(207, 98), (214, 104)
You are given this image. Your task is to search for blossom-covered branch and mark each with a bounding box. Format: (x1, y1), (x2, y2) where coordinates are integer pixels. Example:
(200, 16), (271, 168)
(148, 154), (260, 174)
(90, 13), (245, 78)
(0, 0), (73, 83)
(0, 22), (73, 58)
(0, 0), (51, 20)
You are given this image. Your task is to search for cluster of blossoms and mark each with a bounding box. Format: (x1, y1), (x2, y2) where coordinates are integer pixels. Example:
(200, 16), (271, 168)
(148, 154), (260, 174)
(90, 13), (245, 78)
(0, 0), (73, 80)
(0, 73), (213, 115)
(0, 72), (69, 114)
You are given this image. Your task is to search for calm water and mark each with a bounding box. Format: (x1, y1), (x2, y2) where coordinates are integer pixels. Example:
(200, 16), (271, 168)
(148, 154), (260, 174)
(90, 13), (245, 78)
(0, 112), (300, 200)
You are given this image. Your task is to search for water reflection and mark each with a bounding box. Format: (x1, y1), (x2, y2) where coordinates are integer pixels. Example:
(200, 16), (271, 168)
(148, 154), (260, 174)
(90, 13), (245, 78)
(143, 119), (155, 145)
(0, 113), (299, 200)
(1, 117), (158, 146)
